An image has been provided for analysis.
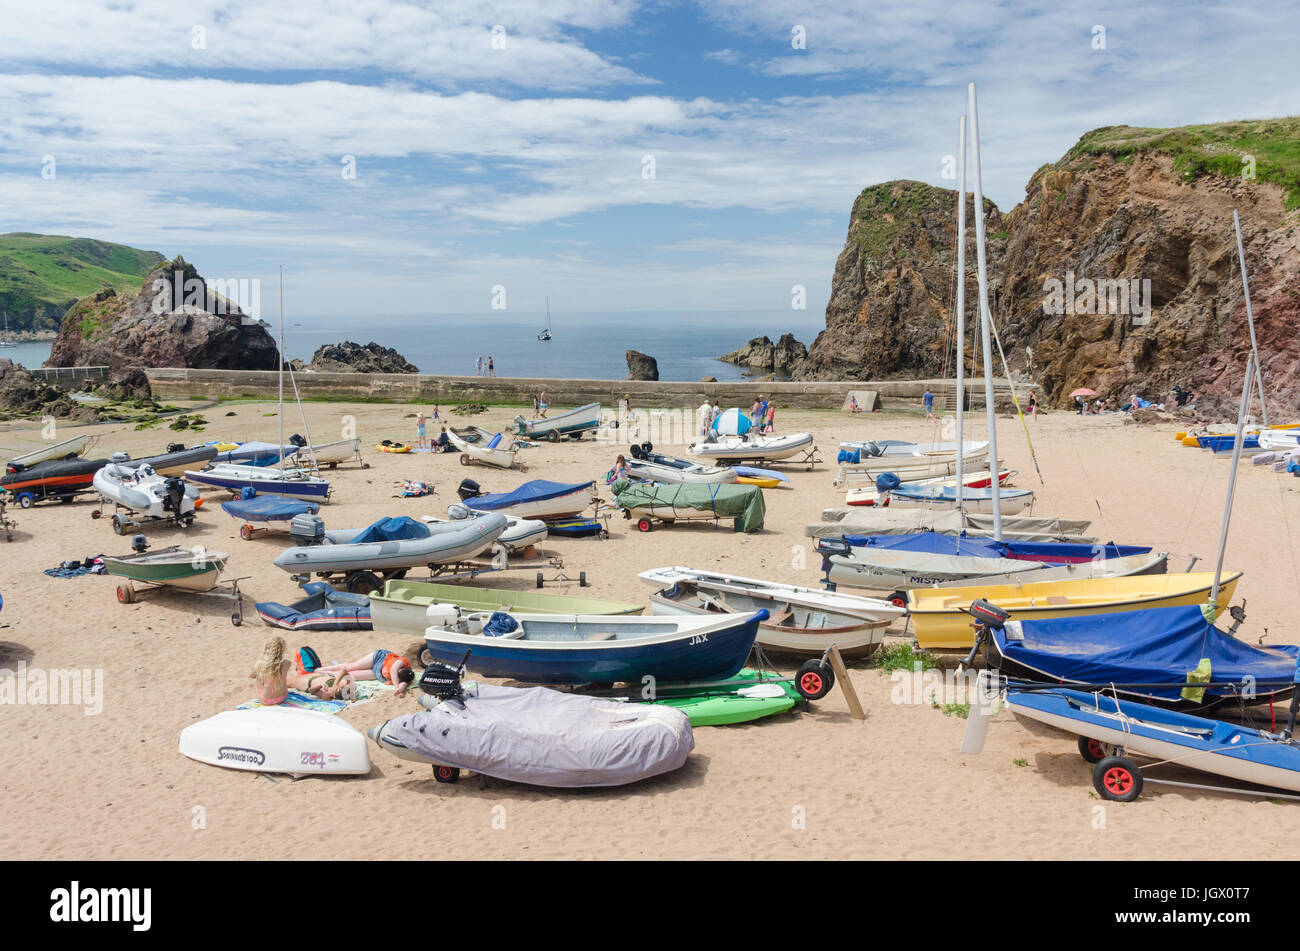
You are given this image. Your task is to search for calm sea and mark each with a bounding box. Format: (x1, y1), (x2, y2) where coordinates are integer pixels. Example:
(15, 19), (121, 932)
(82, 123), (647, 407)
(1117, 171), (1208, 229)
(8, 311), (826, 383)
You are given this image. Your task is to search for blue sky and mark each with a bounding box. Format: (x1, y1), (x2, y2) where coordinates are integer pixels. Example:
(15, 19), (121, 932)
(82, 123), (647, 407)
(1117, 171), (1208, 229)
(0, 0), (1295, 318)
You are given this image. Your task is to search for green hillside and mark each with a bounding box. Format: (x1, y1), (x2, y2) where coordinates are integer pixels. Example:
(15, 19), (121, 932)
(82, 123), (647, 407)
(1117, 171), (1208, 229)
(1065, 116), (1300, 209)
(0, 233), (165, 332)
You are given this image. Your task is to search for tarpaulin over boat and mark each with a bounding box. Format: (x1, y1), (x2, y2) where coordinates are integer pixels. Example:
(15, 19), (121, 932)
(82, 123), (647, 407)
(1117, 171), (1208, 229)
(841, 530), (1147, 563)
(993, 604), (1300, 702)
(349, 516), (428, 544)
(613, 480), (765, 532)
(372, 682), (694, 787)
(221, 495), (320, 521)
(805, 508), (1094, 541)
(466, 480), (593, 512)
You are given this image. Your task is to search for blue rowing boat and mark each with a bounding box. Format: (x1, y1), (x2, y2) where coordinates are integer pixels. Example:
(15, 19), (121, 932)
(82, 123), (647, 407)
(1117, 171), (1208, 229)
(422, 609), (766, 685)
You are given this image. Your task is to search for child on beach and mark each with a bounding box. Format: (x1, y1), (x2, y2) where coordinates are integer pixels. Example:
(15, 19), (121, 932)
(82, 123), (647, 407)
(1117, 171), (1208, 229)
(415, 412), (427, 449)
(488, 356), (495, 377)
(315, 650), (415, 696)
(923, 387), (934, 420)
(609, 454), (631, 482)
(1028, 392), (1038, 420)
(538, 389), (550, 418)
(250, 637), (355, 705)
(432, 404), (440, 421)
(764, 401), (776, 433)
(849, 395), (860, 413)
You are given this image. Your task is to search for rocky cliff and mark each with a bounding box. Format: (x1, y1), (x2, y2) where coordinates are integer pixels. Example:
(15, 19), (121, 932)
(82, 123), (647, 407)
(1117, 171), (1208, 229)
(303, 341), (417, 373)
(799, 118), (1300, 414)
(720, 333), (808, 374)
(46, 256), (279, 370)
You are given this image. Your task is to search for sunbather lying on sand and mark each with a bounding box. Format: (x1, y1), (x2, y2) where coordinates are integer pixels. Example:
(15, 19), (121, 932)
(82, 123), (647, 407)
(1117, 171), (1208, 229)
(314, 649), (415, 696)
(250, 637), (356, 704)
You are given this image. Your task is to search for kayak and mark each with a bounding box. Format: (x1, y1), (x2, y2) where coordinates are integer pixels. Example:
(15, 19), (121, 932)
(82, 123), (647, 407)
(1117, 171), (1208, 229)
(655, 669), (800, 725)
(732, 466), (788, 489)
(376, 441), (412, 453)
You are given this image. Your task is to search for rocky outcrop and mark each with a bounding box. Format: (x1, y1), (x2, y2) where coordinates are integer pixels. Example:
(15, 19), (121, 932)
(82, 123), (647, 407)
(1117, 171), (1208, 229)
(307, 341), (418, 374)
(46, 256), (279, 371)
(94, 367), (152, 402)
(0, 359), (60, 418)
(720, 334), (808, 373)
(799, 119), (1300, 413)
(626, 350), (659, 381)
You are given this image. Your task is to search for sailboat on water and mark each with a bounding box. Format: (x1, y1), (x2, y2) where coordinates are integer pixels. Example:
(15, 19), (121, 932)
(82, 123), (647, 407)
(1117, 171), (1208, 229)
(0, 312), (16, 348)
(538, 298), (552, 341)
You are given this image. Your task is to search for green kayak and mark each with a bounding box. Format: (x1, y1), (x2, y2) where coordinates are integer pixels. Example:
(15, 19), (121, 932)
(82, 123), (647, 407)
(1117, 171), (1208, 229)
(656, 668), (801, 726)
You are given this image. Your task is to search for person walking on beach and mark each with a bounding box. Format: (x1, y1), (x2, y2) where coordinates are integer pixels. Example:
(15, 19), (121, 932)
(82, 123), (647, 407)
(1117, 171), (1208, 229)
(415, 412), (427, 449)
(1027, 392), (1038, 420)
(538, 389), (550, 418)
(432, 404), (440, 421)
(698, 398), (712, 438)
(764, 401), (776, 433)
(923, 386), (934, 421)
(476, 355), (483, 377)
(751, 397), (763, 432)
(488, 356), (495, 377)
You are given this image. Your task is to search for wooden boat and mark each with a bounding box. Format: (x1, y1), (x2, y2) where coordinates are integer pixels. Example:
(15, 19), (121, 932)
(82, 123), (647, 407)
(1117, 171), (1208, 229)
(448, 429), (517, 469)
(513, 402), (601, 441)
(1005, 687), (1300, 800)
(421, 608), (765, 685)
(638, 565), (903, 656)
(103, 545), (229, 593)
(7, 433), (89, 469)
(370, 578), (643, 635)
(906, 570), (1242, 650)
(297, 438), (364, 468)
(185, 463), (331, 502)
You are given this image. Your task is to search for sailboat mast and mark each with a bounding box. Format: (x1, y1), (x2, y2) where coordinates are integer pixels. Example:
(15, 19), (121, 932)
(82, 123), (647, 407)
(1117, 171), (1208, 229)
(278, 266), (285, 469)
(954, 115), (968, 517)
(1210, 357), (1255, 612)
(967, 82), (1002, 540)
(1232, 210), (1268, 427)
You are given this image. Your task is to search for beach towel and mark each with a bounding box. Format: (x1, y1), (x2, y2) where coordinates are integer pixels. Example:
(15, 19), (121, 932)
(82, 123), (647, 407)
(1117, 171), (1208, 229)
(237, 681), (394, 714)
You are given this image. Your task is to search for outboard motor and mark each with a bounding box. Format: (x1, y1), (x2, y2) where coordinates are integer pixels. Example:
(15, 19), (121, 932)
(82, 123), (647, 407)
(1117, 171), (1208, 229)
(446, 502), (472, 520)
(110, 451), (132, 464)
(166, 443), (186, 453)
(289, 514), (326, 545)
(289, 433), (307, 448)
(162, 477), (186, 514)
(640, 441), (653, 456)
(419, 647), (471, 703)
(130, 534), (149, 554)
(960, 599), (1010, 670)
(456, 478), (482, 501)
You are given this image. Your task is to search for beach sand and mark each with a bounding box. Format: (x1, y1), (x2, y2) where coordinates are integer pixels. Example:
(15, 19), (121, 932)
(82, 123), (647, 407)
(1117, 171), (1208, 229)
(3, 398), (1300, 861)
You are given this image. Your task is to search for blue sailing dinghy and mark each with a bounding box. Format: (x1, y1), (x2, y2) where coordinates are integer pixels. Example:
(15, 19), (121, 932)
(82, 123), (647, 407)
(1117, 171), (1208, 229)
(256, 582), (372, 631)
(990, 604), (1298, 709)
(842, 531), (1149, 565)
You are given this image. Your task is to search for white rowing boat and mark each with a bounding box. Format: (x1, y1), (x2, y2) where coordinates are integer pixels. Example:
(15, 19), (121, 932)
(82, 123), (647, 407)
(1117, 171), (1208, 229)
(448, 429), (518, 469)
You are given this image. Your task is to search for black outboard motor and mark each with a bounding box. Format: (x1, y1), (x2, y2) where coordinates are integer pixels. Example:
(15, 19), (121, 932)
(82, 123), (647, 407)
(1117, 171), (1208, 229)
(456, 478), (482, 501)
(130, 534), (149, 554)
(419, 649), (471, 703)
(166, 442), (186, 453)
(629, 444), (645, 460)
(162, 477), (186, 514)
(289, 433), (307, 448)
(961, 599), (1010, 669)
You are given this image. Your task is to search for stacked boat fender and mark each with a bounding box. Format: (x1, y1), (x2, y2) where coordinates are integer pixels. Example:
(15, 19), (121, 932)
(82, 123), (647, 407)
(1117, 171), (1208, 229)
(369, 682), (693, 787)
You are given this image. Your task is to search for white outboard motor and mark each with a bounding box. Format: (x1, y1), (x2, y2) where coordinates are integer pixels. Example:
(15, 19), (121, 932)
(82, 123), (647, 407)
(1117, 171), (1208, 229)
(289, 513), (326, 544)
(424, 603), (462, 632)
(110, 451), (132, 465)
(447, 502), (472, 520)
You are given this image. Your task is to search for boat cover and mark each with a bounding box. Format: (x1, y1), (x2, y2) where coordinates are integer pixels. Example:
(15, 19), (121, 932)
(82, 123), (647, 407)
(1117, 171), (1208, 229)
(221, 495), (320, 522)
(805, 509), (1094, 541)
(256, 582), (372, 631)
(842, 530), (1146, 562)
(613, 480), (765, 532)
(486, 433), (503, 449)
(349, 516), (429, 544)
(994, 605), (1300, 702)
(466, 480), (593, 512)
(374, 682), (694, 787)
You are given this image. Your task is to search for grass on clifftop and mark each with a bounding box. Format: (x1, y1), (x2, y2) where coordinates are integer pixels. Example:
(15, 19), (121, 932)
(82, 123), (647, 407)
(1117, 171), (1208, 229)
(0, 233), (164, 331)
(1067, 117), (1300, 209)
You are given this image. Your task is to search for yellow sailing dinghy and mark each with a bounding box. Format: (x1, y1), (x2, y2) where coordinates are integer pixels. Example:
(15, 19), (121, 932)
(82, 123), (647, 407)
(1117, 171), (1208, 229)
(906, 570), (1242, 650)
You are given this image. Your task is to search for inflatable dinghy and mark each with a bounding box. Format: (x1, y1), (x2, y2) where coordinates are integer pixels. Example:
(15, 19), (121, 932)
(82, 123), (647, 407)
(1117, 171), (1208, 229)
(179, 707), (371, 776)
(272, 513), (509, 575)
(256, 582), (372, 631)
(369, 682), (692, 787)
(93, 458), (199, 529)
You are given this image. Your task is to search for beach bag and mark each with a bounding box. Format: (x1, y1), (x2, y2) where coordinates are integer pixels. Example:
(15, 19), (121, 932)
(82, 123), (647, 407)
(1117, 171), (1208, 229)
(483, 611), (520, 637)
(240, 486), (257, 500)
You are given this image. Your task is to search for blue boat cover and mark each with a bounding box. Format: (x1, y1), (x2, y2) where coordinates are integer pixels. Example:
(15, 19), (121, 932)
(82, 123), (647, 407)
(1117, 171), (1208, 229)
(995, 604), (1299, 701)
(486, 433), (503, 449)
(466, 480), (592, 512)
(221, 496), (320, 521)
(349, 516), (429, 544)
(842, 530), (1148, 561)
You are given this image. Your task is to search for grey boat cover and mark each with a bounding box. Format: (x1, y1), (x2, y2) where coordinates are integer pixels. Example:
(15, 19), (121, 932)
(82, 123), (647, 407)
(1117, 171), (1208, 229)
(806, 508), (1093, 542)
(612, 479), (765, 532)
(374, 683), (693, 787)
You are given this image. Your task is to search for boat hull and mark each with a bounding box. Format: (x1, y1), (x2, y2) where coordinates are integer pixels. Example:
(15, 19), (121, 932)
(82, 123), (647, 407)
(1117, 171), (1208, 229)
(185, 465), (331, 501)
(180, 707), (370, 776)
(448, 431), (517, 469)
(103, 547), (228, 590)
(9, 434), (87, 468)
(515, 402), (601, 439)
(647, 592), (887, 656)
(688, 432), (814, 463)
(370, 579), (643, 636)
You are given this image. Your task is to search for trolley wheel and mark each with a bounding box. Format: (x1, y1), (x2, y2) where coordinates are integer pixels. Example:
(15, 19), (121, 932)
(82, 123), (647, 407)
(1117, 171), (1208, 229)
(637, 518), (653, 533)
(1093, 756), (1143, 802)
(362, 462), (371, 470)
(116, 585), (134, 604)
(546, 430), (559, 443)
(886, 590), (908, 609)
(795, 659), (834, 700)
(17, 494), (33, 509)
(231, 613), (242, 627)
(579, 571), (587, 587)
(433, 764), (460, 784)
(345, 571), (383, 595)
(179, 514), (194, 529)
(240, 524), (254, 540)
(420, 648), (434, 667)
(1078, 735), (1109, 764)
(536, 571), (545, 588)
(329, 462), (338, 470)
(91, 509), (102, 520)
(111, 515), (125, 535)
(459, 454), (470, 466)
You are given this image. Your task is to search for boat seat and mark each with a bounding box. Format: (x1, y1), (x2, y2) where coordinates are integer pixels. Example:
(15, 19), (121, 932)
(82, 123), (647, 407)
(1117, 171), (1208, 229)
(1045, 596), (1070, 606)
(487, 629), (526, 639)
(768, 608), (794, 626)
(584, 631), (615, 641)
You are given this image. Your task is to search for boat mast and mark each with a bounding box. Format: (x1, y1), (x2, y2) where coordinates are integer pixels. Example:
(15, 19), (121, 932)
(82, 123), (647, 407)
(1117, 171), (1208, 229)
(954, 114), (968, 518)
(1233, 210), (1268, 427)
(967, 82), (1002, 540)
(278, 265), (285, 470)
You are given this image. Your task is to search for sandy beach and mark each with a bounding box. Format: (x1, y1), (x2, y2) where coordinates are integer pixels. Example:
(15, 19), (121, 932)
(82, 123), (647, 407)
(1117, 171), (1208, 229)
(3, 398), (1300, 861)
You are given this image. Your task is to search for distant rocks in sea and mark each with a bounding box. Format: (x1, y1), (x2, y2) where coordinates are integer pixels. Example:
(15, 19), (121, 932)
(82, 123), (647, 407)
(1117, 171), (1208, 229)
(302, 340), (418, 374)
(626, 349), (659, 381)
(719, 334), (807, 374)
